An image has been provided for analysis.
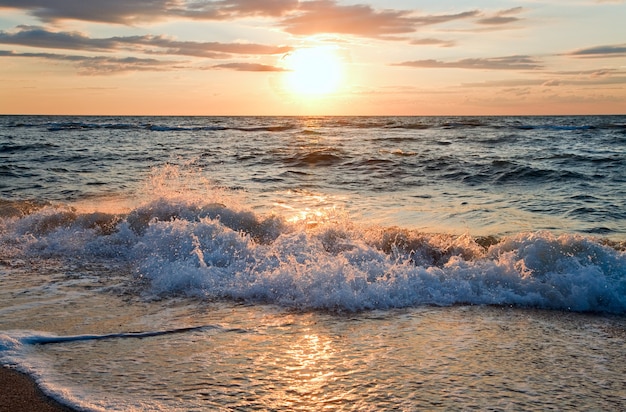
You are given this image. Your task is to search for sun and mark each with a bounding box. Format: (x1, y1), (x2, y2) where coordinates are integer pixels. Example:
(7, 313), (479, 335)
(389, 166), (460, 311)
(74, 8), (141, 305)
(282, 46), (344, 96)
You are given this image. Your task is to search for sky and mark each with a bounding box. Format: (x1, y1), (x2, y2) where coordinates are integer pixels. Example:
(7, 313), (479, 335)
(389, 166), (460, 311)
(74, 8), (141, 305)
(0, 0), (625, 115)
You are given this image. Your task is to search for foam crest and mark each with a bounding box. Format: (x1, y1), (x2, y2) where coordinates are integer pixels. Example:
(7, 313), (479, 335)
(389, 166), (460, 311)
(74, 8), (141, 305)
(0, 334), (21, 352)
(125, 208), (625, 313)
(1, 190), (624, 313)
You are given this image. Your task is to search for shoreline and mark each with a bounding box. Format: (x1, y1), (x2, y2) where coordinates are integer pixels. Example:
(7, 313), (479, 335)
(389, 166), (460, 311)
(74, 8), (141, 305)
(0, 366), (76, 412)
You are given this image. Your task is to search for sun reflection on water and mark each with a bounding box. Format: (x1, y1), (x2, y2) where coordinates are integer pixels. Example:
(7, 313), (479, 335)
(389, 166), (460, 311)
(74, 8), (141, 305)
(283, 331), (337, 405)
(273, 190), (345, 227)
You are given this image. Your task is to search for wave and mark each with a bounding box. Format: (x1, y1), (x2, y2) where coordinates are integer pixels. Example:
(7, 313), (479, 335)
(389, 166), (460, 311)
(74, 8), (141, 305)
(0, 199), (51, 218)
(0, 325), (246, 412)
(284, 148), (347, 167)
(0, 142), (60, 153)
(512, 124), (596, 131)
(492, 165), (587, 184)
(3, 325), (236, 349)
(4, 115), (624, 135)
(5, 119), (296, 133)
(1, 194), (624, 314)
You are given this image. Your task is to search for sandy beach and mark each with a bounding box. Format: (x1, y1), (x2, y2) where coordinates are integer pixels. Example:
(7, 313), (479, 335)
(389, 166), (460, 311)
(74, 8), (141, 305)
(0, 367), (75, 412)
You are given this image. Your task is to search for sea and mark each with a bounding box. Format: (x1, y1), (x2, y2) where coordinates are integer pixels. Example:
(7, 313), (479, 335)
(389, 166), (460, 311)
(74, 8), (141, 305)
(0, 115), (625, 411)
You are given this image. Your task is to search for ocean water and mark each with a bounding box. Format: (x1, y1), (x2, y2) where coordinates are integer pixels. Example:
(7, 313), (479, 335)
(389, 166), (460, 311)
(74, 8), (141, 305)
(0, 115), (625, 410)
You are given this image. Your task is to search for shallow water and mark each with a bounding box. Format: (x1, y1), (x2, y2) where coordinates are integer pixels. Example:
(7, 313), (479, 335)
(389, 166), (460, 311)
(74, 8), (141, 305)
(32, 306), (626, 411)
(2, 259), (624, 411)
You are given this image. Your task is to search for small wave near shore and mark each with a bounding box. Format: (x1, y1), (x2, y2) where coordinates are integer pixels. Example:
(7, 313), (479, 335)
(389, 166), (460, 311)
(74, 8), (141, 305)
(1, 183), (624, 315)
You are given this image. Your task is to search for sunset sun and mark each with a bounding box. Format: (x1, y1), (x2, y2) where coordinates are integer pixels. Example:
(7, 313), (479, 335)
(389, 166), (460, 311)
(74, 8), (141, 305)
(283, 46), (344, 96)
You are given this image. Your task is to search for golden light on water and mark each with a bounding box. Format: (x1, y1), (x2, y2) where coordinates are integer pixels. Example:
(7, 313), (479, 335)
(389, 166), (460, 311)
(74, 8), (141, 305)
(286, 333), (334, 370)
(73, 195), (136, 215)
(286, 209), (325, 226)
(273, 191), (343, 227)
(284, 332), (336, 403)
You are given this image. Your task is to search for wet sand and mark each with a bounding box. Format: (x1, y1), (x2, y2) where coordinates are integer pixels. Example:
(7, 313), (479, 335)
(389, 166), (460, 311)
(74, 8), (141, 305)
(0, 366), (75, 412)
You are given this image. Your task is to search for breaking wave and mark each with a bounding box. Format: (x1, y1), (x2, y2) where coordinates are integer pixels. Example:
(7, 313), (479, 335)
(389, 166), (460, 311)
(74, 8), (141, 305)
(1, 192), (624, 314)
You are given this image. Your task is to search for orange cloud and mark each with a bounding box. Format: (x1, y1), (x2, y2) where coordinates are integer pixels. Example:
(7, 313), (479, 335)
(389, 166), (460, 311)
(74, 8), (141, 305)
(280, 2), (479, 38)
(211, 62), (286, 71)
(0, 1), (515, 41)
(0, 26), (292, 58)
(476, 7), (524, 25)
(409, 38), (456, 48)
(0, 49), (179, 74)
(0, 0), (173, 24)
(0, 0), (299, 24)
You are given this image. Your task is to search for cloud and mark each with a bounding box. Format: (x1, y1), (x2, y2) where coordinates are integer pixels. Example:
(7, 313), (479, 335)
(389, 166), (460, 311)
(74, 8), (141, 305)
(588, 69), (614, 78)
(178, 0), (299, 20)
(0, 25), (296, 76)
(476, 7), (524, 25)
(128, 36), (292, 57)
(393, 55), (543, 70)
(462, 71), (626, 88)
(211, 62), (286, 71)
(0, 1), (499, 41)
(541, 79), (560, 87)
(462, 78), (547, 88)
(278, 1), (479, 38)
(565, 43), (626, 58)
(76, 55), (179, 75)
(0, 0), (300, 24)
(0, 49), (179, 74)
(549, 68), (623, 77)
(0, 0), (173, 24)
(0, 49), (77, 60)
(409, 38), (456, 47)
(502, 87), (531, 96)
(0, 25), (117, 51)
(0, 26), (292, 58)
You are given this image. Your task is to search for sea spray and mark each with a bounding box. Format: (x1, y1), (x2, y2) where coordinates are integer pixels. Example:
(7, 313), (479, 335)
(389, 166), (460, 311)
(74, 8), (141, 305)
(2, 187), (624, 313)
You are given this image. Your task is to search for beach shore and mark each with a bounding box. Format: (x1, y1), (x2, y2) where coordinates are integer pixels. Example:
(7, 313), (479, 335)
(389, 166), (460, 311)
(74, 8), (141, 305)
(0, 366), (75, 412)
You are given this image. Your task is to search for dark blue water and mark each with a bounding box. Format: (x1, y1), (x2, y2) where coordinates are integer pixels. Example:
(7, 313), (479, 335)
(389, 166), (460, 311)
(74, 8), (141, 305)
(2, 115), (625, 238)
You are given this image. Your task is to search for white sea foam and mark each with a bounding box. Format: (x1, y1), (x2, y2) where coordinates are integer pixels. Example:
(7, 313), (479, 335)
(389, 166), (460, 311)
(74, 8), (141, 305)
(2, 191), (624, 314)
